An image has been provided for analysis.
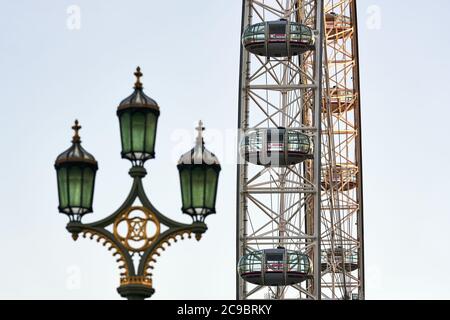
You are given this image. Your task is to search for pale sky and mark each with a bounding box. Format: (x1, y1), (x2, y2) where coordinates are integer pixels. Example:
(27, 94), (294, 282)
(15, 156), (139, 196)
(0, 0), (449, 299)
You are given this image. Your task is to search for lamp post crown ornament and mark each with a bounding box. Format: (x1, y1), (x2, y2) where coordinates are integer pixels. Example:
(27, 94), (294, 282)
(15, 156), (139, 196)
(195, 120), (205, 146)
(71, 119), (82, 143)
(134, 66), (143, 89)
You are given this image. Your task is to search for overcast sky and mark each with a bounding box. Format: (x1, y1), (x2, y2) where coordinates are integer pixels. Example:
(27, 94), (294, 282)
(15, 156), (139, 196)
(0, 0), (449, 300)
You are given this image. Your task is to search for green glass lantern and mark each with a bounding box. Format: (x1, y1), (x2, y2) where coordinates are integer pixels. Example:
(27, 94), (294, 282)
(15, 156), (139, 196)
(54, 120), (98, 221)
(117, 67), (160, 166)
(177, 121), (221, 222)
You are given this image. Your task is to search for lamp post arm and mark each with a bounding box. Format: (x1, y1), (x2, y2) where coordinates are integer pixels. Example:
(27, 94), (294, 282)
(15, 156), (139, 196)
(84, 177), (141, 229)
(137, 222), (208, 276)
(66, 222), (135, 277)
(63, 165), (209, 300)
(85, 168), (190, 230)
(135, 177), (190, 229)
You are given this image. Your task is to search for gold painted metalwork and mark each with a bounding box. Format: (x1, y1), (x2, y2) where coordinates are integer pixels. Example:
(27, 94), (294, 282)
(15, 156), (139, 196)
(121, 276), (153, 288)
(81, 228), (130, 278)
(143, 229), (195, 278)
(113, 206), (161, 252)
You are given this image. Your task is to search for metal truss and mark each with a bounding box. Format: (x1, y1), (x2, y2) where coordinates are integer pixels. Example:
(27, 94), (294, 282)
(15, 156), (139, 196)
(236, 0), (364, 300)
(320, 0), (364, 300)
(237, 0), (323, 300)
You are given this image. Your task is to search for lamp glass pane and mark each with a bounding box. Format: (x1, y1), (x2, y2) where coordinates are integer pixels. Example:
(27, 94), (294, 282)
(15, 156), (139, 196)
(180, 168), (192, 209)
(204, 167), (218, 209)
(81, 167), (95, 208)
(57, 167), (68, 209)
(191, 166), (206, 208)
(145, 112), (156, 153)
(131, 112), (145, 152)
(120, 112), (131, 153)
(68, 166), (82, 207)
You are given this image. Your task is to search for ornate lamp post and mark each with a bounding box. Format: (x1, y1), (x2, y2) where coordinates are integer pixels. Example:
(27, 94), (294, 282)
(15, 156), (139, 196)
(54, 67), (221, 300)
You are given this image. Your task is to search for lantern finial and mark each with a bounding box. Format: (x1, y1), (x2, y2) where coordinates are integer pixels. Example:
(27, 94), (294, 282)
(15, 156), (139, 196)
(72, 119), (82, 143)
(195, 120), (205, 146)
(134, 66), (143, 89)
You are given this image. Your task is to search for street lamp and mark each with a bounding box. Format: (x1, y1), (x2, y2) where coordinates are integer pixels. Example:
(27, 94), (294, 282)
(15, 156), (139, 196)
(177, 120), (221, 223)
(55, 120), (98, 220)
(117, 67), (159, 166)
(54, 67), (221, 300)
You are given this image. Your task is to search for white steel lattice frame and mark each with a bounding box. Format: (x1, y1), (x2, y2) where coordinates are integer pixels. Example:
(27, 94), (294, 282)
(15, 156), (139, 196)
(236, 0), (364, 300)
(236, 0), (324, 300)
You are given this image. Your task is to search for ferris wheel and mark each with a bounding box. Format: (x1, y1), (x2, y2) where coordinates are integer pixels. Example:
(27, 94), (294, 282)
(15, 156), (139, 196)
(236, 0), (364, 300)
